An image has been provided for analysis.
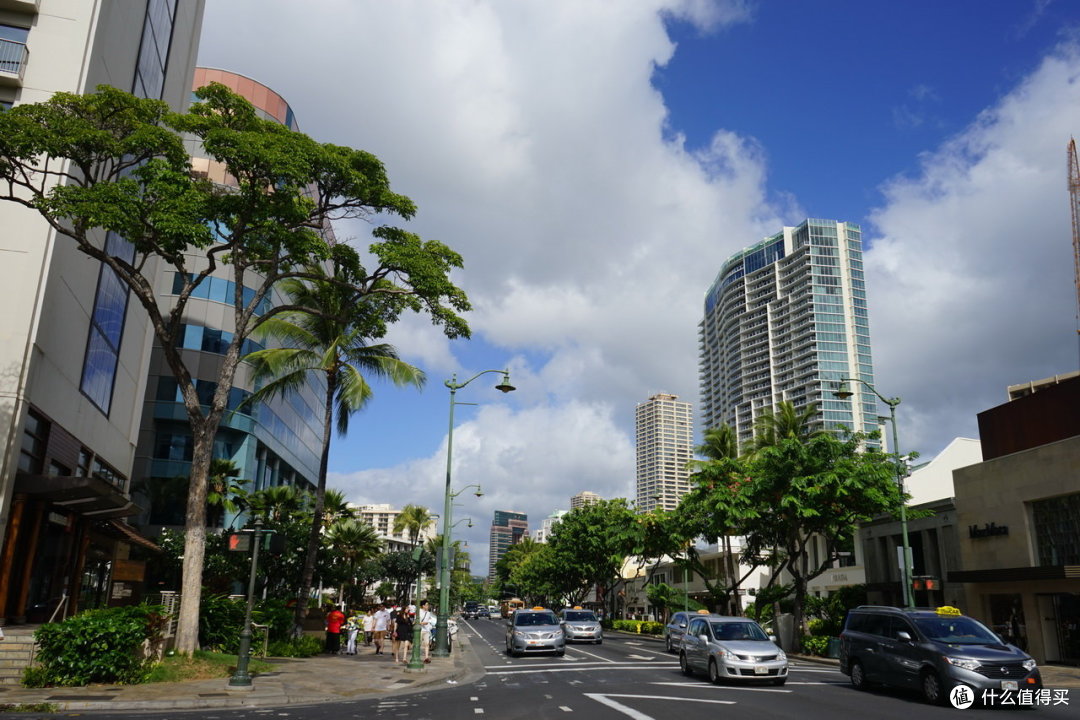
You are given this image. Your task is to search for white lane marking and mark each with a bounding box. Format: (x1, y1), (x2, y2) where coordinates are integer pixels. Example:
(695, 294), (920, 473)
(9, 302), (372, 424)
(627, 654), (656, 660)
(474, 709), (484, 715)
(624, 641), (642, 646)
(584, 694), (735, 720)
(488, 665), (675, 675)
(559, 706), (573, 712)
(566, 646), (615, 663)
(470, 696), (479, 701)
(484, 661), (658, 670)
(649, 681), (791, 693)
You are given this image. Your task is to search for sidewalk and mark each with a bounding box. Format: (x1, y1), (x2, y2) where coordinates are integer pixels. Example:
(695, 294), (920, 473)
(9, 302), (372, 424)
(0, 635), (486, 711)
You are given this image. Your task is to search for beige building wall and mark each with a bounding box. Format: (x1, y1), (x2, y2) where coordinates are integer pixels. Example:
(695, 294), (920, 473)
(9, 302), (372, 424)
(0, 0), (203, 552)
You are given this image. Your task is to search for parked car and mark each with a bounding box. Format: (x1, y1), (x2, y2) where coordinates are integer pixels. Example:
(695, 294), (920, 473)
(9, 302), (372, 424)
(506, 608), (566, 657)
(839, 605), (1042, 705)
(478, 607), (491, 618)
(664, 611), (694, 653)
(560, 608), (603, 644)
(679, 614), (788, 685)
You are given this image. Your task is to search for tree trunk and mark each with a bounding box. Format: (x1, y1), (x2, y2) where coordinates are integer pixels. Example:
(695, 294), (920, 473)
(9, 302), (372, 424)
(174, 424), (213, 654)
(294, 370), (336, 630)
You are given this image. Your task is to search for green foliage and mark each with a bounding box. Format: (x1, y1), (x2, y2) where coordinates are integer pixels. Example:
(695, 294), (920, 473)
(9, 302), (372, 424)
(18, 666), (49, 689)
(143, 650), (273, 683)
(804, 584), (866, 637)
(199, 593), (246, 652)
(610, 620), (664, 635)
(0, 702), (60, 712)
(266, 635), (324, 658)
(801, 635), (830, 656)
(30, 605), (166, 686)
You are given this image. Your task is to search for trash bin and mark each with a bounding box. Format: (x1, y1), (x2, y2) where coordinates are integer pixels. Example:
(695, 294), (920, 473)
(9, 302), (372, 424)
(826, 637), (841, 658)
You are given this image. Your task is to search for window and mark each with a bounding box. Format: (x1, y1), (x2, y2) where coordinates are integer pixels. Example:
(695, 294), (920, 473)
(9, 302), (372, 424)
(18, 409), (48, 474)
(80, 232), (134, 415)
(1032, 493), (1080, 566)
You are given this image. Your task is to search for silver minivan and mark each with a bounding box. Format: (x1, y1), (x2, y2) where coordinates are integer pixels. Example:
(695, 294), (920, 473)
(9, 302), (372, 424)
(679, 614), (788, 685)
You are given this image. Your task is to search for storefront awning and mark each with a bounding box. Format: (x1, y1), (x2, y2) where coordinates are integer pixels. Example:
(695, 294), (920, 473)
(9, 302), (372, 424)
(13, 474), (142, 519)
(949, 565), (1080, 583)
(101, 519), (162, 553)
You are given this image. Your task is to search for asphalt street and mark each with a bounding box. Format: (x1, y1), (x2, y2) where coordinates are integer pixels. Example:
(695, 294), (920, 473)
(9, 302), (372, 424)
(64, 617), (1077, 719)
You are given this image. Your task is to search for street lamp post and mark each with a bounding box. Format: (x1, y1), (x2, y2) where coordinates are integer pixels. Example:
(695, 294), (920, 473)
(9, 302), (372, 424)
(833, 378), (914, 609)
(434, 370), (515, 657)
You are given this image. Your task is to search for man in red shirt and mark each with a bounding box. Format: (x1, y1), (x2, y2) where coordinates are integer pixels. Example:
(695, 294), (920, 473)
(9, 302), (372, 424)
(325, 605), (346, 655)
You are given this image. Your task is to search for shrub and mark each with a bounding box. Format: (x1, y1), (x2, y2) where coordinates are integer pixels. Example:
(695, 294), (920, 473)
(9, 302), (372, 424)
(253, 598), (294, 642)
(29, 605), (166, 686)
(266, 635), (323, 658)
(199, 593), (246, 651)
(806, 618), (828, 636)
(801, 635), (830, 656)
(639, 621), (664, 635)
(610, 620), (664, 635)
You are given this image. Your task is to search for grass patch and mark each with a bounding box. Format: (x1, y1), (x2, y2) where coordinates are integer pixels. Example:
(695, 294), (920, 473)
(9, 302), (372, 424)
(0, 704), (60, 713)
(144, 650), (275, 683)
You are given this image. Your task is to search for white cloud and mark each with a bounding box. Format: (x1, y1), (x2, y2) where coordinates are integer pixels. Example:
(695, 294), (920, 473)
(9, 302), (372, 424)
(866, 41), (1080, 458)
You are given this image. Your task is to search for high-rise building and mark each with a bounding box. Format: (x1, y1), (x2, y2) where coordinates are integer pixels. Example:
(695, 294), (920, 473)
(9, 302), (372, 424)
(570, 491), (601, 510)
(354, 503), (436, 551)
(488, 510), (527, 580)
(134, 68), (325, 532)
(0, 0), (205, 623)
(533, 509), (567, 543)
(635, 393), (693, 514)
(699, 219), (878, 448)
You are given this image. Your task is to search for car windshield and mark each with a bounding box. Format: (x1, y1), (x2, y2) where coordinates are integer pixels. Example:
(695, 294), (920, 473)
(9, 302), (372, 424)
(564, 612), (596, 622)
(710, 622), (770, 642)
(515, 613), (558, 627)
(914, 616), (1001, 645)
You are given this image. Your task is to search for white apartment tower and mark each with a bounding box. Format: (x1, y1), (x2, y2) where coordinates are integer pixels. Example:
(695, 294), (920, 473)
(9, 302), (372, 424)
(699, 219), (879, 449)
(635, 393), (693, 513)
(570, 491), (601, 510)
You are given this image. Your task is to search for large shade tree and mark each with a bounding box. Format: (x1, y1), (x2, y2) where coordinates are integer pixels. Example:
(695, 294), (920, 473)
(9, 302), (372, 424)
(0, 85), (470, 652)
(243, 263), (426, 628)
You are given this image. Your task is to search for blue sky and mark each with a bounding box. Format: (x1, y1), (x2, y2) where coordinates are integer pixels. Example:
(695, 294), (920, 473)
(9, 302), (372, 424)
(200, 0), (1080, 569)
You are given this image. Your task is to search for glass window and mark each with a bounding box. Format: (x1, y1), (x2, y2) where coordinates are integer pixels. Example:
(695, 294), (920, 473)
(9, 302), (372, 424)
(1032, 493), (1080, 565)
(17, 409), (47, 474)
(0, 24), (29, 43)
(710, 621), (769, 642)
(80, 326), (120, 414)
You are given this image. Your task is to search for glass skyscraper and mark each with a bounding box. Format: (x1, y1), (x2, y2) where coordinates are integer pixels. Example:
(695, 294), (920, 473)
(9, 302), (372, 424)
(699, 219), (879, 449)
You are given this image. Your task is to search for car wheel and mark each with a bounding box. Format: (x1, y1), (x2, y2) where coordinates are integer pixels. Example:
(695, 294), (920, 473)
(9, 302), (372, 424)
(679, 651), (693, 677)
(850, 659), (869, 690)
(773, 678), (786, 686)
(556, 649), (565, 657)
(708, 658), (722, 685)
(921, 670), (947, 706)
(595, 639), (602, 645)
(666, 635), (673, 653)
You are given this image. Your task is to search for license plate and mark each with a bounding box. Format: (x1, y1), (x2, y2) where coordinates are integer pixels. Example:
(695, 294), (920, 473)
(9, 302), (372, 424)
(754, 665), (768, 675)
(1001, 680), (1018, 691)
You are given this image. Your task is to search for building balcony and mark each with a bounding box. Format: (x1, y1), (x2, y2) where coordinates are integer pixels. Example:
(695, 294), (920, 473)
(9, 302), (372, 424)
(0, 0), (38, 12)
(0, 38), (28, 86)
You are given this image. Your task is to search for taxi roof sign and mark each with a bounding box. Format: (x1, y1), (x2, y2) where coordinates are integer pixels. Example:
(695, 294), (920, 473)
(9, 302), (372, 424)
(935, 606), (962, 616)
(696, 609), (710, 614)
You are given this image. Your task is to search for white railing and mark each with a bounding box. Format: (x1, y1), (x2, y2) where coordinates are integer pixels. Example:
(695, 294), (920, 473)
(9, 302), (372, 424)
(0, 39), (28, 81)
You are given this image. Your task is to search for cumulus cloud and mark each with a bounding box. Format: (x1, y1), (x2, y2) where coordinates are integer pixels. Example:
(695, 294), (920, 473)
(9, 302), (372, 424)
(865, 41), (1080, 459)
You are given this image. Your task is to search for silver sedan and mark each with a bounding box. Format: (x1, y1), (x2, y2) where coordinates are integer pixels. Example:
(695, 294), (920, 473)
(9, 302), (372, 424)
(505, 609), (566, 657)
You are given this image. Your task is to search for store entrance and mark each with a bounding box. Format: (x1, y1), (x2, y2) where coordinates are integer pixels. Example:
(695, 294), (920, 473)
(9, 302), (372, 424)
(1038, 592), (1080, 666)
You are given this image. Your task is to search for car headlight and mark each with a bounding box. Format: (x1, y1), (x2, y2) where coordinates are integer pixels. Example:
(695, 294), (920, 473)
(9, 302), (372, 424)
(776, 649), (787, 662)
(1023, 658), (1037, 671)
(513, 631), (527, 639)
(944, 656), (981, 671)
(718, 648), (737, 661)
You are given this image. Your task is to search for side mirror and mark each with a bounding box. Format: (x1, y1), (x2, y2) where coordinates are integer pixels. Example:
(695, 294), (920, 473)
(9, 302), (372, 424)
(679, 623), (686, 629)
(896, 630), (913, 643)
(699, 634), (709, 642)
(769, 635), (778, 643)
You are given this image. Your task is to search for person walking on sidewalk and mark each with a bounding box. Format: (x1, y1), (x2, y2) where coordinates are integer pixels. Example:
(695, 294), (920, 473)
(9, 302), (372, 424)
(394, 608), (414, 664)
(418, 599), (435, 663)
(372, 603), (391, 655)
(325, 605), (346, 655)
(362, 608), (375, 646)
(344, 610), (362, 655)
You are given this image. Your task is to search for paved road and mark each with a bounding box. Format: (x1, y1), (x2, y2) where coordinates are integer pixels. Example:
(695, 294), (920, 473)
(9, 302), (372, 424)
(68, 616), (1076, 719)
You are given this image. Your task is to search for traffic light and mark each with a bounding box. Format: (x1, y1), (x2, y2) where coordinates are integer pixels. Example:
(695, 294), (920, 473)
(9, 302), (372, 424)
(912, 576), (940, 591)
(226, 532), (251, 552)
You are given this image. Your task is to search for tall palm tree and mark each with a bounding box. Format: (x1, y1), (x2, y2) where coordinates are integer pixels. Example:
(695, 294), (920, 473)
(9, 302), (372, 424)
(322, 489), (357, 529)
(393, 504), (435, 546)
(243, 263), (426, 627)
(206, 458), (247, 529)
(693, 423), (742, 613)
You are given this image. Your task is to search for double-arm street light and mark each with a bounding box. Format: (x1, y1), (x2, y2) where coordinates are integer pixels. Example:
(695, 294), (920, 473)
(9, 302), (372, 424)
(433, 370), (515, 657)
(833, 378), (913, 608)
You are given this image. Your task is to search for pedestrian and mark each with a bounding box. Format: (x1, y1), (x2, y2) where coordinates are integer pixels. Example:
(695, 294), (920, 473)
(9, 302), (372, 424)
(325, 605), (346, 655)
(344, 609), (362, 655)
(418, 599), (435, 663)
(394, 608), (414, 663)
(373, 602), (391, 655)
(362, 608), (375, 646)
(389, 605), (402, 661)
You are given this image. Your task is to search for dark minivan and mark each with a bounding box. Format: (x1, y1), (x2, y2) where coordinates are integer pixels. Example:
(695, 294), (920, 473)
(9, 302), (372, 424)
(839, 605), (1042, 705)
